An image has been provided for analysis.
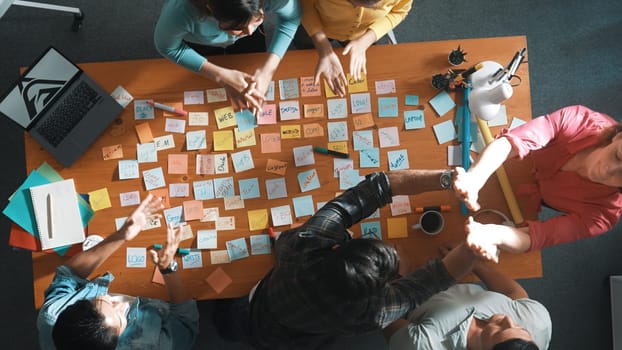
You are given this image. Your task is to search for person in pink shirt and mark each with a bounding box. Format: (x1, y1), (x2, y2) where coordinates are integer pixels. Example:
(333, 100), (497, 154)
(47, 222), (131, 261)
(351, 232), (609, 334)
(454, 105), (622, 262)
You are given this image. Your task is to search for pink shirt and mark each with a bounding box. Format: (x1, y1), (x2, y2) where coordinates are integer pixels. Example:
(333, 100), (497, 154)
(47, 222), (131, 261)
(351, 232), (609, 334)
(500, 105), (622, 250)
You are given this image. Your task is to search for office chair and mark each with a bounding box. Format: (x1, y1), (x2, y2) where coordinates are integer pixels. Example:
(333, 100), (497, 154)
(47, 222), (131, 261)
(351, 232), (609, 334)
(1, 0), (83, 31)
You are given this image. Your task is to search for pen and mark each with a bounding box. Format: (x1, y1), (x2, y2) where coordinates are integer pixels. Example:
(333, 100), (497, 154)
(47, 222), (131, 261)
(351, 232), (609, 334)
(313, 146), (349, 158)
(415, 205), (451, 213)
(147, 99), (188, 116)
(152, 244), (191, 255)
(47, 193), (54, 239)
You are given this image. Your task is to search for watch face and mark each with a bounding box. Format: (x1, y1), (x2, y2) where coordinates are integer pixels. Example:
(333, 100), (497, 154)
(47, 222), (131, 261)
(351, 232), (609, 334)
(441, 171), (452, 189)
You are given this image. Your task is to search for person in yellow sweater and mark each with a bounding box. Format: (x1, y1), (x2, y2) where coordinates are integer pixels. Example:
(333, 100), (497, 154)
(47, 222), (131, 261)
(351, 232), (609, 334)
(296, 0), (413, 96)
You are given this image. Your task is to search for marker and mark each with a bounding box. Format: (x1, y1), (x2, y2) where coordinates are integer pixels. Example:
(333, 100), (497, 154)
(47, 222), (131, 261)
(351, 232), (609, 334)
(147, 99), (188, 116)
(415, 205), (451, 213)
(152, 244), (191, 256)
(47, 193), (54, 239)
(313, 146), (349, 158)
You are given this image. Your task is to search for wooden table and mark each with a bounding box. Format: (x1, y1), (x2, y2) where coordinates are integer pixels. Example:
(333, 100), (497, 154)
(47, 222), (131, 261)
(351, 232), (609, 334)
(26, 35), (541, 308)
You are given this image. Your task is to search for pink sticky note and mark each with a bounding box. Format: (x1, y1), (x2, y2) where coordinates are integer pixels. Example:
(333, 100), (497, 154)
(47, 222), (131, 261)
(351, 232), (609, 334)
(168, 154), (189, 174)
(260, 133), (282, 153)
(205, 267), (233, 294)
(183, 200), (204, 221)
(257, 104), (277, 125)
(152, 266), (165, 285)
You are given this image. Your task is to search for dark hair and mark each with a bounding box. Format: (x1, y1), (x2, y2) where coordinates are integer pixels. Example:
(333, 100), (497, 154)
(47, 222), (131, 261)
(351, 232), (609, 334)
(492, 338), (539, 350)
(52, 299), (119, 350)
(598, 123), (622, 145)
(191, 0), (264, 30)
(319, 239), (399, 299)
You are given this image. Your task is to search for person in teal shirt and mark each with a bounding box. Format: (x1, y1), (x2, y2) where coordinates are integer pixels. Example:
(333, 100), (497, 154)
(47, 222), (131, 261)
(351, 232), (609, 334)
(154, 0), (301, 113)
(37, 195), (199, 350)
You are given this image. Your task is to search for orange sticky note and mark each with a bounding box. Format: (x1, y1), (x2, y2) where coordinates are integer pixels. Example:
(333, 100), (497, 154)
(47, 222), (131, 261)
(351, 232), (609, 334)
(304, 104), (324, 118)
(168, 154), (189, 174)
(213, 130), (234, 151)
(260, 133), (281, 153)
(205, 267), (233, 294)
(387, 217), (408, 239)
(301, 76), (321, 97)
(303, 123), (325, 138)
(102, 144), (123, 160)
(323, 79), (338, 98)
(135, 122), (154, 143)
(265, 159), (287, 175)
(353, 113), (376, 130)
(162, 102), (184, 117)
(152, 266), (165, 285)
(280, 125), (301, 139)
(183, 200), (204, 221)
(149, 188), (171, 208)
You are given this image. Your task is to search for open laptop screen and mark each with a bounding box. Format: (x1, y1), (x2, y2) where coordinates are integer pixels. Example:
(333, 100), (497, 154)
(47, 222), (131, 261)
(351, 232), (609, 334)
(0, 47), (80, 128)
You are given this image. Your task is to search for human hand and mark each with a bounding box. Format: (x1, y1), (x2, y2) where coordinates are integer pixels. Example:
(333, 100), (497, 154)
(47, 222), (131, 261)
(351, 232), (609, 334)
(149, 223), (183, 270)
(218, 68), (263, 112)
(453, 167), (484, 211)
(465, 216), (500, 263)
(315, 51), (347, 97)
(343, 39), (369, 82)
(119, 194), (163, 242)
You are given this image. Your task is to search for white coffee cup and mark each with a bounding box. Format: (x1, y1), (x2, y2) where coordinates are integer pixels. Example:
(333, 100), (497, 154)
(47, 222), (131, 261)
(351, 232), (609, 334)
(412, 210), (444, 235)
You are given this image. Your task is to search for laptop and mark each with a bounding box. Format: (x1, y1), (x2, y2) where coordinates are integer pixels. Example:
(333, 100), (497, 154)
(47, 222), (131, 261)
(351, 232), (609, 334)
(0, 46), (123, 167)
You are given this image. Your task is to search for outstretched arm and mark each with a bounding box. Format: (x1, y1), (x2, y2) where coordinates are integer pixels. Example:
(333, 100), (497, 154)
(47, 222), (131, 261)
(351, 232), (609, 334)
(64, 194), (164, 279)
(149, 224), (191, 304)
(473, 261), (528, 299)
(388, 169), (451, 195)
(465, 217), (531, 263)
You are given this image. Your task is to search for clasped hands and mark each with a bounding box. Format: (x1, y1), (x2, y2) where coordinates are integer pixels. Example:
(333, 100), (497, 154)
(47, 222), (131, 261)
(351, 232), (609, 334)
(219, 67), (268, 116)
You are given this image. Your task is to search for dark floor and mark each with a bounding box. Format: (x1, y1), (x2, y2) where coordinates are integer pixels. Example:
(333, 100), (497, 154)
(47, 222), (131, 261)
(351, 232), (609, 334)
(0, 1), (621, 349)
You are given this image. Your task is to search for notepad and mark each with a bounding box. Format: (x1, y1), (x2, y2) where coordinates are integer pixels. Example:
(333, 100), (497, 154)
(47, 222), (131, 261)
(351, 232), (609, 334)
(30, 179), (85, 250)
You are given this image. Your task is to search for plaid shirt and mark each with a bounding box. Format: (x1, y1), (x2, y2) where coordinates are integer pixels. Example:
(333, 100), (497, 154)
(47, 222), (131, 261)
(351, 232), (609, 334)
(249, 172), (455, 349)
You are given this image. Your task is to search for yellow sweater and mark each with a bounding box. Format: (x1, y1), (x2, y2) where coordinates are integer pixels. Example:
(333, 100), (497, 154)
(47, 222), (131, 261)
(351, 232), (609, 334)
(301, 0), (413, 42)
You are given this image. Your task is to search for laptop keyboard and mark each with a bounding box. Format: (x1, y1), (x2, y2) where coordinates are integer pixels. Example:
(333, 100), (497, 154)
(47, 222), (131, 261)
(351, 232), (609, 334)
(36, 81), (100, 147)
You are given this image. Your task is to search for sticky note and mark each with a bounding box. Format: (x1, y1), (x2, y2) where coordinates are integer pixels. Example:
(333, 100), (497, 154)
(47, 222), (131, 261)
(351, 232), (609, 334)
(214, 106), (237, 129)
(250, 235), (271, 255)
(301, 76), (321, 97)
(213, 177), (235, 198)
(152, 266), (165, 285)
(279, 78), (300, 100)
(201, 207), (219, 222)
(304, 104), (324, 118)
(213, 130), (234, 151)
(293, 145), (315, 167)
(352, 113), (375, 130)
(226, 237), (250, 261)
(213, 154), (229, 174)
(323, 79), (338, 98)
(154, 134), (175, 151)
(333, 158), (354, 177)
(164, 118), (186, 133)
(487, 105), (508, 127)
(375, 79), (396, 94)
(224, 195), (244, 210)
(134, 99), (154, 119)
(186, 130), (207, 150)
(193, 179), (215, 200)
(163, 206), (183, 227)
(183, 200), (204, 221)
(149, 188), (171, 208)
(196, 154), (215, 175)
(102, 144), (123, 160)
(448, 145), (462, 166)
(210, 250), (231, 264)
(89, 188), (112, 211)
(126, 247), (147, 268)
(361, 221), (382, 240)
(169, 183), (190, 198)
(266, 178), (287, 199)
(350, 93), (372, 114)
(404, 110), (425, 130)
(327, 121), (348, 142)
(184, 90), (205, 105)
(120, 191), (141, 207)
(405, 95), (419, 106)
(231, 149), (255, 173)
(180, 224), (194, 241)
(205, 267), (233, 293)
(239, 178), (260, 199)
(234, 128), (256, 148)
(327, 98), (348, 119)
(387, 149), (410, 170)
(168, 154), (188, 174)
(347, 73), (368, 93)
(303, 123), (325, 138)
(110, 85), (134, 108)
(270, 205), (293, 226)
(339, 169), (361, 190)
(206, 87), (227, 103)
(378, 97), (399, 117)
(279, 100), (301, 120)
(197, 229), (217, 249)
(509, 117), (527, 129)
(360, 148), (380, 168)
(390, 195), (412, 216)
(260, 133), (281, 153)
(118, 160), (139, 180)
(387, 217), (408, 239)
(137, 143), (157, 163)
(258, 104), (277, 124)
(378, 126), (400, 148)
(429, 90), (456, 117)
(280, 124), (301, 139)
(432, 120), (458, 144)
(182, 251), (203, 269)
(143, 167), (166, 190)
(236, 109), (257, 131)
(264, 81), (275, 101)
(215, 216), (235, 230)
(266, 159), (288, 176)
(328, 141), (348, 154)
(135, 122), (154, 143)
(188, 111), (209, 126)
(292, 195), (314, 218)
(298, 169), (320, 192)
(353, 130), (374, 150)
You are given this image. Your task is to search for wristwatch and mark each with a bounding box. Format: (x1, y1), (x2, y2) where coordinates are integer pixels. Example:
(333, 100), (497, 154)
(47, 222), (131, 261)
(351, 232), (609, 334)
(440, 170), (454, 190)
(159, 260), (178, 275)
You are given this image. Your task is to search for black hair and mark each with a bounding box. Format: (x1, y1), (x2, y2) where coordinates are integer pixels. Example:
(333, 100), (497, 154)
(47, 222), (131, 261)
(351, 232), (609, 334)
(319, 238), (399, 299)
(192, 0), (264, 30)
(52, 299), (119, 350)
(492, 338), (539, 350)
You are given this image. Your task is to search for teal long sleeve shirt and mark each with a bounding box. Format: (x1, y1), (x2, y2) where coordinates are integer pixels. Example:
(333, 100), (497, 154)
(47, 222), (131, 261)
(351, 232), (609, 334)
(154, 0), (301, 72)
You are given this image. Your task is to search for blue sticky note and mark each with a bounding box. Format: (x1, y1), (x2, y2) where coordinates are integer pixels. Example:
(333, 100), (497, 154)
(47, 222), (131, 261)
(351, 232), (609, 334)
(213, 177), (235, 198)
(137, 143), (157, 163)
(327, 98), (348, 119)
(250, 234), (271, 255)
(226, 237), (250, 261)
(292, 195), (315, 217)
(404, 110), (425, 130)
(118, 160), (139, 180)
(387, 149), (410, 170)
(361, 221), (382, 240)
(327, 121), (348, 142)
(360, 148), (380, 168)
(133, 99), (154, 119)
(266, 178), (288, 199)
(429, 90), (456, 117)
(193, 179), (215, 200)
(239, 178), (260, 199)
(297, 169), (321, 192)
(235, 110), (257, 131)
(279, 78), (300, 100)
(405, 95), (419, 106)
(353, 130), (374, 150)
(432, 120), (458, 144)
(350, 93), (372, 114)
(163, 206), (184, 227)
(143, 167), (166, 190)
(186, 130), (207, 150)
(265, 81), (275, 101)
(339, 169), (361, 190)
(378, 97), (399, 117)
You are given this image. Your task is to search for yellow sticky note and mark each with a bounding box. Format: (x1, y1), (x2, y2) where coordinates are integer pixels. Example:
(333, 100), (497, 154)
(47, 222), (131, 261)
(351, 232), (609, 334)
(88, 188), (112, 211)
(323, 79), (338, 98)
(387, 217), (408, 239)
(248, 209), (269, 231)
(328, 141), (348, 153)
(213, 130), (234, 151)
(234, 128), (256, 148)
(280, 125), (301, 139)
(214, 106), (237, 129)
(347, 73), (368, 93)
